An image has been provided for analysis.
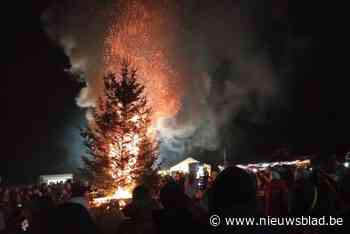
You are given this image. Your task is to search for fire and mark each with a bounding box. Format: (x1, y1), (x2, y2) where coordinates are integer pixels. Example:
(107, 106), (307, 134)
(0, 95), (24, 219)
(93, 116), (150, 207)
(109, 139), (139, 185)
(92, 142), (136, 208)
(92, 1), (174, 207)
(113, 186), (133, 199)
(104, 0), (183, 121)
(92, 186), (132, 208)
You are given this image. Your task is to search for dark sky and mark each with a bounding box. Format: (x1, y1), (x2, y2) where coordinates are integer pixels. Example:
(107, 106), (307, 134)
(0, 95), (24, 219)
(2, 1), (348, 183)
(3, 1), (85, 184)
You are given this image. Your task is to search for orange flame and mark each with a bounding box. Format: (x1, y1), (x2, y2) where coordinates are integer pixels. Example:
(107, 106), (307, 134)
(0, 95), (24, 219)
(104, 0), (183, 121)
(92, 186), (132, 208)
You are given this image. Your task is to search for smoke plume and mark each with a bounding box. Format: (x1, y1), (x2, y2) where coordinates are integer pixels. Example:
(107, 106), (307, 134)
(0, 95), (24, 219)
(43, 0), (285, 165)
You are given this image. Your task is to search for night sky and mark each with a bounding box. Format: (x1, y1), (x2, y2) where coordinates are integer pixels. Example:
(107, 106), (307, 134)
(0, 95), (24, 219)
(3, 1), (85, 184)
(2, 1), (348, 184)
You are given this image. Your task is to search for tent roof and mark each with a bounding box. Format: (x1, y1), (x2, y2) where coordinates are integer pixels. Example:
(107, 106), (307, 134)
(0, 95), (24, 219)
(169, 157), (203, 171)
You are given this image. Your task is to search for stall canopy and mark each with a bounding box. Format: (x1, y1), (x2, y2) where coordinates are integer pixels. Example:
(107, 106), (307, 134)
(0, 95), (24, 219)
(169, 157), (211, 175)
(39, 173), (73, 184)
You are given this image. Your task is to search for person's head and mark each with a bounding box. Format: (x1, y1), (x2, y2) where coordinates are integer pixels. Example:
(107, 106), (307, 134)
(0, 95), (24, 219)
(28, 195), (55, 233)
(65, 182), (72, 191)
(132, 185), (150, 202)
(186, 174), (195, 185)
(174, 172), (182, 182)
(49, 203), (97, 234)
(160, 181), (187, 210)
(71, 183), (87, 198)
(211, 170), (218, 180)
(318, 152), (337, 174)
(209, 166), (257, 216)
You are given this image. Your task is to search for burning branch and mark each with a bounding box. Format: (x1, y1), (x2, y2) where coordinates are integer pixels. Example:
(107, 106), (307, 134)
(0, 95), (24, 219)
(82, 61), (159, 206)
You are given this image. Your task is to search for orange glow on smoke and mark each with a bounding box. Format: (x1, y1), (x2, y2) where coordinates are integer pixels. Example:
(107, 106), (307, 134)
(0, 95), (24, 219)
(104, 0), (183, 121)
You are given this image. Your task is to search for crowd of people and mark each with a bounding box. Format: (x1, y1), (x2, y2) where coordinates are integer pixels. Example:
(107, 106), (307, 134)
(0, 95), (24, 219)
(1, 159), (350, 234)
(0, 180), (92, 233)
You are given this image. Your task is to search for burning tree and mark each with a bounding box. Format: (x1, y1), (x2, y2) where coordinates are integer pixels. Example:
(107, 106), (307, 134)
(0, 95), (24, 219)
(82, 62), (158, 196)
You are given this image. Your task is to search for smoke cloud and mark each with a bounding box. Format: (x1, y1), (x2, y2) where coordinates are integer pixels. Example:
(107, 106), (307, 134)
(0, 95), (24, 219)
(42, 0), (286, 165)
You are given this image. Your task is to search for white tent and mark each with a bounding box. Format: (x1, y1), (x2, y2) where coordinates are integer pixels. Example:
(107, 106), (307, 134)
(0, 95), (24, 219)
(39, 173), (73, 184)
(169, 157), (211, 175)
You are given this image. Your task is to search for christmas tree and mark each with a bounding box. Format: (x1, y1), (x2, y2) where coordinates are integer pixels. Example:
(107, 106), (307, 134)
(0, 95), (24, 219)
(82, 62), (158, 195)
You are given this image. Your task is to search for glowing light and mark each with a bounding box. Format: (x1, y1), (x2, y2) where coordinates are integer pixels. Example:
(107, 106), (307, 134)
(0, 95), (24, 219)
(236, 159), (311, 171)
(114, 186), (133, 200)
(130, 115), (139, 123)
(119, 200), (127, 207)
(92, 186), (132, 208)
(104, 0), (182, 123)
(196, 166), (204, 179)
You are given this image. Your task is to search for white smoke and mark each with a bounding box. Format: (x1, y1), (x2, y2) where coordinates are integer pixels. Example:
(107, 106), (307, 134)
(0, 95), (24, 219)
(42, 0), (282, 164)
